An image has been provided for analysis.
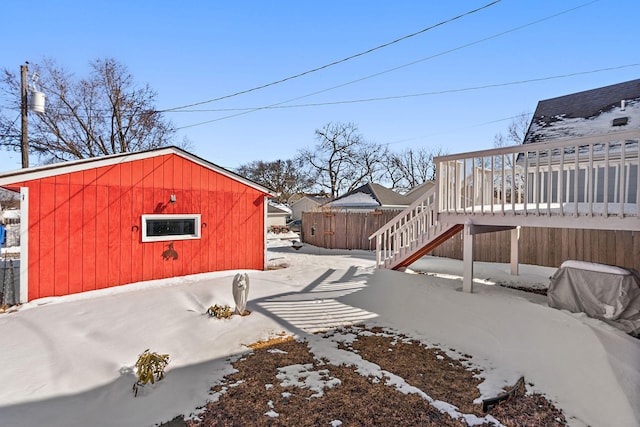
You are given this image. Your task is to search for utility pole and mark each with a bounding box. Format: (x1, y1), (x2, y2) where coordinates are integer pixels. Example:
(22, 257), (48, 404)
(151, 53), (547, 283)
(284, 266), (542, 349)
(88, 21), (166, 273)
(20, 63), (29, 168)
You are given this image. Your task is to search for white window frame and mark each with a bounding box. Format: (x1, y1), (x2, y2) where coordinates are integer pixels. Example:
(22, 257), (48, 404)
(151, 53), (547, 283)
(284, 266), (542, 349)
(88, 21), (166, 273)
(141, 214), (201, 242)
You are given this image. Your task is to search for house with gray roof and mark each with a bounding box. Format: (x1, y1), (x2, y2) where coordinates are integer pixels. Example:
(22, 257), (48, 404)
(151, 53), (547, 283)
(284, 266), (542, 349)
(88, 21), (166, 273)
(521, 78), (640, 205)
(524, 78), (640, 143)
(323, 182), (432, 212)
(403, 181), (435, 203)
(290, 195), (330, 220)
(360, 77), (640, 305)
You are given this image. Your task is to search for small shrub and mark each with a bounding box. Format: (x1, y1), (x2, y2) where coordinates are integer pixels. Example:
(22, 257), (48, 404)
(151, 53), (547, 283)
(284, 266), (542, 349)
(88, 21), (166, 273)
(207, 304), (233, 319)
(133, 349), (170, 397)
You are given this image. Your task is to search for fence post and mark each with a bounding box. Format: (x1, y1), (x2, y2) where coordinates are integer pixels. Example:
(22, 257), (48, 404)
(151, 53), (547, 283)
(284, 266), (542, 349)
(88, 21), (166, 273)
(2, 259), (16, 306)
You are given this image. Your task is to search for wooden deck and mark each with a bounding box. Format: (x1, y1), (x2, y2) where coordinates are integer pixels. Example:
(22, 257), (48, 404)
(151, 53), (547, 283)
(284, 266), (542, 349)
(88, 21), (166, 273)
(370, 130), (640, 290)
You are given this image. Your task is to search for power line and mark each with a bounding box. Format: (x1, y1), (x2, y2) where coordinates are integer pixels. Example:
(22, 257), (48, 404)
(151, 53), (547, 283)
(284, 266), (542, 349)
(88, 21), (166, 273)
(158, 0), (502, 112)
(296, 1), (605, 102)
(0, 1), (615, 129)
(382, 112), (534, 147)
(4, 62), (634, 124)
(175, 0), (604, 130)
(1, 0), (605, 125)
(290, 0), (604, 104)
(168, 64), (639, 112)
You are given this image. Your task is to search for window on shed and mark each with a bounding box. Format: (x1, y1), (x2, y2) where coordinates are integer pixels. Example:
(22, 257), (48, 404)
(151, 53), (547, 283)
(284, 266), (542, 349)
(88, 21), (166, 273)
(141, 214), (201, 242)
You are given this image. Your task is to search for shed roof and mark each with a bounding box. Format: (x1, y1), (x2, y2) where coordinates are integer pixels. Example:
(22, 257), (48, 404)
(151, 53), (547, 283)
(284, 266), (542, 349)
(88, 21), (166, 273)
(0, 146), (275, 196)
(267, 200), (292, 214)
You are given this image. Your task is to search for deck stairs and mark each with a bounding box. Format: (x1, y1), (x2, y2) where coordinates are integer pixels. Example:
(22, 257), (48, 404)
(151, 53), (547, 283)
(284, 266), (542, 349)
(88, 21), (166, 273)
(369, 187), (462, 270)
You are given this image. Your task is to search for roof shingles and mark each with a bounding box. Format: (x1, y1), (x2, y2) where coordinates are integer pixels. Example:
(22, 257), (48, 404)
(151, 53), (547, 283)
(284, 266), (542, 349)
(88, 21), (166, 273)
(525, 78), (640, 144)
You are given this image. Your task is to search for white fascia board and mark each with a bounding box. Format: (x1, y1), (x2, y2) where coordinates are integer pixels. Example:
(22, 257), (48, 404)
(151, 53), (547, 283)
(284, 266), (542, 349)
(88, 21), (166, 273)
(0, 147), (275, 196)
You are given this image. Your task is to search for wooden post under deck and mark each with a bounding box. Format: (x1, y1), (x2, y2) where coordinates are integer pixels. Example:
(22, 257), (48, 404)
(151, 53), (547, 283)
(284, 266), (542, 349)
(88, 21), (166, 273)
(463, 221), (474, 293)
(463, 223), (520, 292)
(510, 227), (520, 276)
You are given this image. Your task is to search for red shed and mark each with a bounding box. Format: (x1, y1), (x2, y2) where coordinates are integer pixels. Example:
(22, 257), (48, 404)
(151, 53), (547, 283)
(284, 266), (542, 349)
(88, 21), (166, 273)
(0, 147), (273, 302)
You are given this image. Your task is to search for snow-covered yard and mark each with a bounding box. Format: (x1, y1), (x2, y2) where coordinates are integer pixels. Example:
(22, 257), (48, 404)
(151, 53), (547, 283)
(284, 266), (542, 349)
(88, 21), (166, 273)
(0, 239), (638, 426)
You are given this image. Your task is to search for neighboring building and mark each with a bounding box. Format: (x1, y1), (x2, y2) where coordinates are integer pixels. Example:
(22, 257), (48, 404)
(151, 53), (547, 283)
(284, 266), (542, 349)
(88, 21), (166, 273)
(365, 79), (639, 298)
(1, 209), (20, 247)
(522, 78), (640, 204)
(524, 78), (640, 144)
(267, 200), (291, 228)
(323, 183), (421, 212)
(290, 195), (330, 220)
(403, 181), (436, 203)
(0, 146), (273, 303)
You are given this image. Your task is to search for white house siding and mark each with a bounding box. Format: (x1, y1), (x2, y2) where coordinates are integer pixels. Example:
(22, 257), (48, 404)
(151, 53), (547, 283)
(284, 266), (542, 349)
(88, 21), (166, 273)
(267, 213), (288, 227)
(291, 197), (323, 220)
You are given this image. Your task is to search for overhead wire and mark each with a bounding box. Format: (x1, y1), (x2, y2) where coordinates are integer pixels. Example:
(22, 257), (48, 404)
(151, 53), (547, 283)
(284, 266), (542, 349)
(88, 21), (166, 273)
(1, 0), (606, 124)
(381, 112), (534, 147)
(158, 0), (502, 112)
(167, 64), (640, 112)
(175, 0), (604, 130)
(0, 0), (614, 145)
(0, 1), (499, 120)
(5, 62), (636, 120)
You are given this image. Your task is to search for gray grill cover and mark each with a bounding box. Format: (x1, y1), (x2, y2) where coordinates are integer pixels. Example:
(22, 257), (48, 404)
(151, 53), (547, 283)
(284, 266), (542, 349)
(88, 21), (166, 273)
(548, 260), (640, 336)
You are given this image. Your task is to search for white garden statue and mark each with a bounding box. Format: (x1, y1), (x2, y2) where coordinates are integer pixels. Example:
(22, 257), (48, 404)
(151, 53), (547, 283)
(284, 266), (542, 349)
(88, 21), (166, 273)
(232, 273), (250, 315)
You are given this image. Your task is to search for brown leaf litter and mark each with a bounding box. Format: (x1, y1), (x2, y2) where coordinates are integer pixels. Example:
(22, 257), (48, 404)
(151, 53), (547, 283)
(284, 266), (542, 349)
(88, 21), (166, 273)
(162, 325), (567, 427)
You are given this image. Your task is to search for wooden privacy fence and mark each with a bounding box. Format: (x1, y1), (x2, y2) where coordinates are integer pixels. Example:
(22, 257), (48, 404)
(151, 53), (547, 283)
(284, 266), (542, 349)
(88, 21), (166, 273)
(302, 210), (402, 250)
(301, 210), (640, 270)
(430, 227), (640, 270)
(0, 258), (19, 306)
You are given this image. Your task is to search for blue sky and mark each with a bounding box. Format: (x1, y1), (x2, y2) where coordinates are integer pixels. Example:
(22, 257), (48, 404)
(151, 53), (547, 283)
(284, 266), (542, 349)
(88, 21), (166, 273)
(1, 0), (639, 173)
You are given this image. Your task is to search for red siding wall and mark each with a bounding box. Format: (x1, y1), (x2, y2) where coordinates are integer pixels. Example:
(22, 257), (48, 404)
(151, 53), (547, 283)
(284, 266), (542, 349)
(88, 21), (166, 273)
(12, 153), (266, 301)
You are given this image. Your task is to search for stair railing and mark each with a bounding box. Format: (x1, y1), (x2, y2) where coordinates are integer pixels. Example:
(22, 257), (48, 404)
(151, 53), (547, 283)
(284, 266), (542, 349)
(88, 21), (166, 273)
(369, 187), (438, 268)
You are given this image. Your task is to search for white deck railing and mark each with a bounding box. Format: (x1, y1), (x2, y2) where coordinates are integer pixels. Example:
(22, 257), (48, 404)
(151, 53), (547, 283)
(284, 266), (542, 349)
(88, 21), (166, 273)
(370, 131), (640, 269)
(437, 131), (639, 218)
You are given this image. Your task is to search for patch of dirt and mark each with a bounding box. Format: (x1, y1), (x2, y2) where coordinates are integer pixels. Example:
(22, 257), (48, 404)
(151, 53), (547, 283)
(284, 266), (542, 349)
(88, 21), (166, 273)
(488, 390), (567, 427)
(266, 263), (290, 270)
(164, 325), (567, 427)
(337, 326), (483, 415)
(246, 333), (294, 350)
(0, 304), (19, 314)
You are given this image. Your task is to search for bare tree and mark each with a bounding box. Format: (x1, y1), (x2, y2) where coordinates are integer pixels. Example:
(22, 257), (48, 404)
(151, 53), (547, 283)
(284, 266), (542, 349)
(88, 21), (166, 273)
(494, 112), (531, 148)
(382, 147), (445, 193)
(479, 112), (531, 170)
(0, 58), (186, 163)
(0, 188), (20, 209)
(485, 112), (531, 203)
(235, 159), (314, 203)
(296, 122), (386, 198)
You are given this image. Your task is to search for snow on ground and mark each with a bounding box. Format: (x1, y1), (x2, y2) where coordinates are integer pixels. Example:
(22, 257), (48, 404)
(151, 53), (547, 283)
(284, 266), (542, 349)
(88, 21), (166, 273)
(266, 230), (300, 241)
(0, 239), (638, 427)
